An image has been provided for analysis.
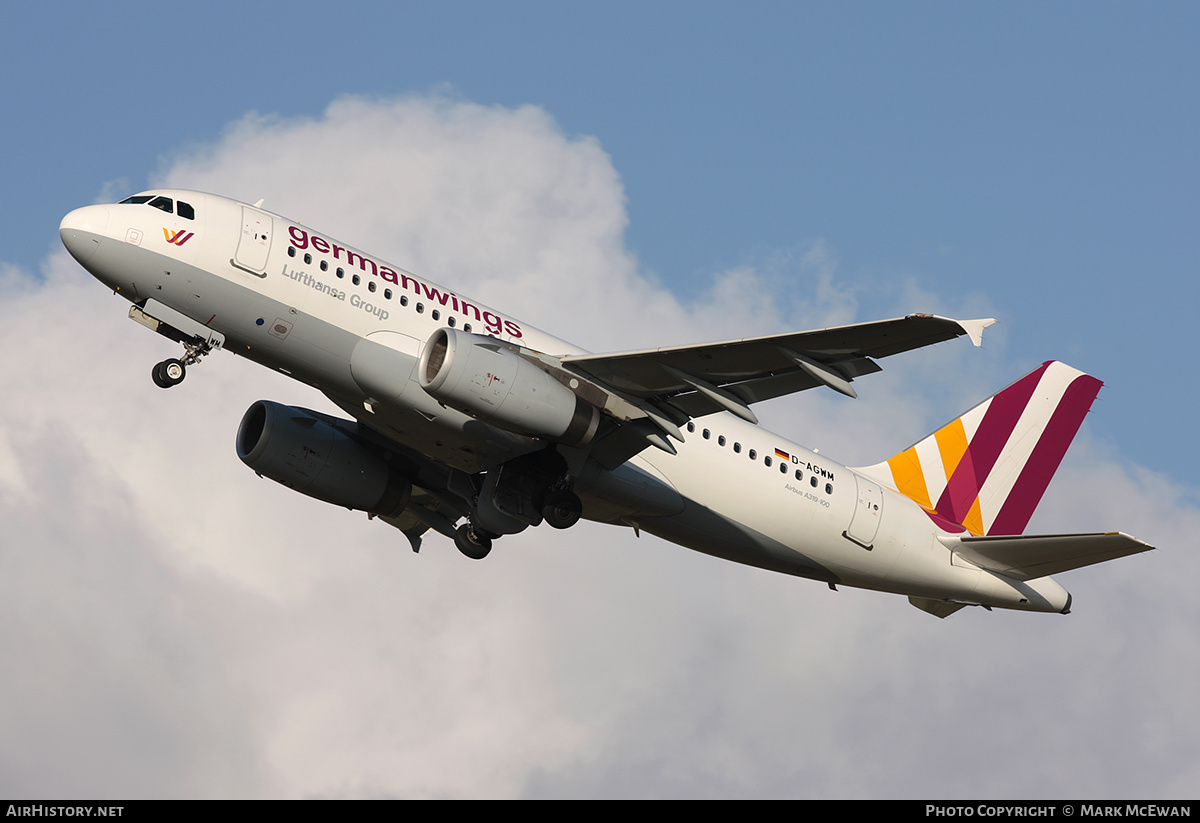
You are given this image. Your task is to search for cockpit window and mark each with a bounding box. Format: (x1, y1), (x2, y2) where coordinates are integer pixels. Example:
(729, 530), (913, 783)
(118, 194), (195, 220)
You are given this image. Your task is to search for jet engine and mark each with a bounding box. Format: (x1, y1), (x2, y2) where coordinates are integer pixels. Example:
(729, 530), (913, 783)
(419, 328), (600, 446)
(236, 400), (410, 516)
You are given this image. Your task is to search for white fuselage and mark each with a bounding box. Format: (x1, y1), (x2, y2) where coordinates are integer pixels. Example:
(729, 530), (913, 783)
(60, 190), (1071, 613)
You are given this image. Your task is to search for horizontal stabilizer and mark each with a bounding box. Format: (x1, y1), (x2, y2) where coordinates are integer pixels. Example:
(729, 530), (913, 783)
(939, 531), (1154, 580)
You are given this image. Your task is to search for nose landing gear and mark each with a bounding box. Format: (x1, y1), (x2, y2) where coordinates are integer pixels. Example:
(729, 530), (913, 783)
(152, 358), (187, 388)
(128, 299), (225, 390)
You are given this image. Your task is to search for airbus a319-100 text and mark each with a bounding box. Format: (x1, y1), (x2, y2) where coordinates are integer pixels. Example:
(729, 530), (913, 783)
(59, 190), (1153, 618)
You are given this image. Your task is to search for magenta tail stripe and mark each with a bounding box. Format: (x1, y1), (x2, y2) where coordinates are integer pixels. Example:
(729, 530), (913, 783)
(935, 362), (1051, 524)
(868, 360), (1102, 540)
(988, 373), (1102, 535)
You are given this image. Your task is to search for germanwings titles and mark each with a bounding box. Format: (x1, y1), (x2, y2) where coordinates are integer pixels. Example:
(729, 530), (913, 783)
(59, 190), (1153, 617)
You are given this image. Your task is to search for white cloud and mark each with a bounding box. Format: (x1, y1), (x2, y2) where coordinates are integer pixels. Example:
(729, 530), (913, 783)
(2, 94), (1194, 798)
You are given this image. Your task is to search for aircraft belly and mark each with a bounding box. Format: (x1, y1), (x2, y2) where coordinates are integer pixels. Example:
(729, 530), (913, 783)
(574, 457), (685, 522)
(638, 502), (839, 583)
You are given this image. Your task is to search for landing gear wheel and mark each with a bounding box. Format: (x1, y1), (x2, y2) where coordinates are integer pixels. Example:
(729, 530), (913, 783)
(151, 362), (169, 388)
(542, 489), (582, 530)
(162, 358), (186, 384)
(454, 524), (493, 560)
(152, 358), (186, 388)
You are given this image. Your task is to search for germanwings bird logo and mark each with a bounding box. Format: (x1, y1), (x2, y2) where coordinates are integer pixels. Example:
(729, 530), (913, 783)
(163, 228), (194, 246)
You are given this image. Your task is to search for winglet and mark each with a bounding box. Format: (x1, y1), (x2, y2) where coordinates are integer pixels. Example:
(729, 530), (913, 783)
(955, 317), (997, 348)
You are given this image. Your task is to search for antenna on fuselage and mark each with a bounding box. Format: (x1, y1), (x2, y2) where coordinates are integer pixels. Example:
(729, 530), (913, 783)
(253, 199), (264, 208)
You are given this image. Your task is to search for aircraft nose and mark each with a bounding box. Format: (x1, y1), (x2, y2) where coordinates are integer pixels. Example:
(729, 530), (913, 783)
(59, 205), (110, 265)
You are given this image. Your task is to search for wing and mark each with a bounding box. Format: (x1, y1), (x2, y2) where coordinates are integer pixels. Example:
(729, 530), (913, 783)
(562, 314), (994, 425)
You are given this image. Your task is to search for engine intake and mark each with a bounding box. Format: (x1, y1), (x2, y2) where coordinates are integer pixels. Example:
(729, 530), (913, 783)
(419, 328), (600, 446)
(236, 400), (410, 516)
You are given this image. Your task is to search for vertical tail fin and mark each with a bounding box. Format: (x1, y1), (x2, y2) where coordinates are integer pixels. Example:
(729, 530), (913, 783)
(858, 361), (1102, 536)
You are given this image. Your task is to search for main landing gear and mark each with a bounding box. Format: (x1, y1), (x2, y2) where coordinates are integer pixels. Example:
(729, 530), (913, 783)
(453, 523), (494, 560)
(450, 480), (583, 561)
(151, 338), (215, 389)
(541, 487), (582, 530)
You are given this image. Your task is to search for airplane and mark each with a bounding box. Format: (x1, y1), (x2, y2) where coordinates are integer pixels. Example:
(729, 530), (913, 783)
(58, 189), (1153, 618)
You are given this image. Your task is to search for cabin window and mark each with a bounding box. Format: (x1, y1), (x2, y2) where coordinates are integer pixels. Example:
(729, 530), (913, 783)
(320, 260), (328, 272)
(336, 267), (344, 279)
(686, 422), (695, 433)
(432, 309), (440, 321)
(303, 253), (312, 265)
(733, 442), (741, 453)
(384, 289), (393, 300)
(826, 483), (833, 494)
(749, 449), (757, 460)
(368, 281), (376, 293)
(287, 247), (296, 258)
(718, 435), (726, 447)
(177, 201), (195, 220)
(416, 303), (424, 314)
(464, 324), (472, 332)
(400, 295), (408, 306)
(702, 429), (710, 440)
(780, 463), (787, 474)
(810, 476), (817, 488)
(352, 274), (360, 286)
(794, 469), (802, 481)
(765, 456), (772, 467)
(448, 316), (456, 327)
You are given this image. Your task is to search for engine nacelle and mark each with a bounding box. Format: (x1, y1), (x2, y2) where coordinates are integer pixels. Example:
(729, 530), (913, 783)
(236, 400), (410, 516)
(419, 328), (600, 446)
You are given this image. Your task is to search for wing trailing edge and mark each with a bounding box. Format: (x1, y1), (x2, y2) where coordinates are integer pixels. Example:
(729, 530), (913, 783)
(550, 313), (994, 467)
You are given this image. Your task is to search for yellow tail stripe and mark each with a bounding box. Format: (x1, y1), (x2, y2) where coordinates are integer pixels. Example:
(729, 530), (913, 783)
(934, 417), (969, 482)
(962, 496), (984, 536)
(887, 447), (932, 510)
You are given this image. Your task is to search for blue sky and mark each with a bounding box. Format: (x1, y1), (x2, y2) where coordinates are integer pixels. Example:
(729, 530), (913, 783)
(2, 1), (1197, 799)
(7, 1), (1197, 475)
